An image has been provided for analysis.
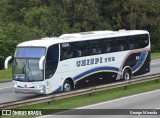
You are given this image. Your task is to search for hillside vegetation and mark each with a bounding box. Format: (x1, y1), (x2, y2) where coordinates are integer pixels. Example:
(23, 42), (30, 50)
(0, 0), (160, 69)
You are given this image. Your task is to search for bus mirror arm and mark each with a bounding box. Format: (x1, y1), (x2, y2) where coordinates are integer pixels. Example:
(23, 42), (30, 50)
(4, 56), (13, 69)
(39, 56), (45, 70)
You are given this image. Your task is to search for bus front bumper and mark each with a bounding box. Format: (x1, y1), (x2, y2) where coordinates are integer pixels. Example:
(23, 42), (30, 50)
(13, 86), (46, 94)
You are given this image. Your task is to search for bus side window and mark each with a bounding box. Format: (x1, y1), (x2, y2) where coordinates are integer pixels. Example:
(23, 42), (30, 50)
(67, 50), (73, 58)
(138, 34), (149, 48)
(128, 37), (134, 50)
(116, 38), (127, 51)
(128, 36), (138, 49)
(61, 43), (74, 60)
(76, 49), (82, 57)
(89, 41), (102, 55)
(74, 42), (88, 57)
(61, 49), (68, 59)
(103, 40), (114, 53)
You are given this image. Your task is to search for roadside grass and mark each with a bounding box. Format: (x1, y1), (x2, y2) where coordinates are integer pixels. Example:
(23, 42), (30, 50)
(151, 52), (160, 59)
(0, 68), (12, 81)
(3, 79), (160, 118)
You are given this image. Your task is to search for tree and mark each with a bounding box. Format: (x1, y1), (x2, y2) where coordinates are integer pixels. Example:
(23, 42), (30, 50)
(24, 6), (56, 36)
(0, 0), (160, 69)
(0, 23), (45, 69)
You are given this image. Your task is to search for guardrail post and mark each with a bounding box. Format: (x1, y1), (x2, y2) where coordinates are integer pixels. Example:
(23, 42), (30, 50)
(156, 75), (160, 83)
(124, 80), (131, 89)
(88, 89), (95, 96)
(156, 79), (159, 83)
(88, 93), (92, 96)
(124, 86), (128, 89)
(124, 82), (128, 89)
(48, 101), (51, 105)
(47, 95), (55, 105)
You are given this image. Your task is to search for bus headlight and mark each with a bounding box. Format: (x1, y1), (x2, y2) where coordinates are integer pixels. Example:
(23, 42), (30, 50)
(14, 84), (18, 87)
(35, 85), (44, 89)
(40, 90), (44, 93)
(14, 82), (18, 87)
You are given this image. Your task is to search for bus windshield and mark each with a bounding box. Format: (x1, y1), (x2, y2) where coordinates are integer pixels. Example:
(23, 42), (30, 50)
(15, 47), (45, 58)
(13, 59), (43, 81)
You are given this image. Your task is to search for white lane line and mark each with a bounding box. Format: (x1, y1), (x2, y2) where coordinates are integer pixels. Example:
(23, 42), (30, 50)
(38, 115), (52, 118)
(151, 62), (160, 65)
(77, 89), (160, 109)
(0, 86), (12, 90)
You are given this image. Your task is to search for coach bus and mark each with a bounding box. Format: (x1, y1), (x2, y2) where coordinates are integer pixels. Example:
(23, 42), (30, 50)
(5, 30), (150, 94)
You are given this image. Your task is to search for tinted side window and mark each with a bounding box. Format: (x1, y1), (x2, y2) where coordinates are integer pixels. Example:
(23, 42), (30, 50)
(60, 42), (88, 60)
(138, 34), (149, 48)
(89, 41), (102, 55)
(128, 36), (138, 50)
(74, 42), (88, 58)
(115, 38), (128, 51)
(60, 43), (73, 60)
(103, 39), (114, 53)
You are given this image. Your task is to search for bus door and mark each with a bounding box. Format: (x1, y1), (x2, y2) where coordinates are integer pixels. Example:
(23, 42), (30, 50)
(45, 44), (59, 92)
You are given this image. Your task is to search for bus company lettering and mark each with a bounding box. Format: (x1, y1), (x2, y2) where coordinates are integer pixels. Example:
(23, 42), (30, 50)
(76, 57), (115, 67)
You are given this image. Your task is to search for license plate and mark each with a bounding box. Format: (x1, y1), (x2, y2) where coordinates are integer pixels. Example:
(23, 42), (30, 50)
(23, 90), (29, 93)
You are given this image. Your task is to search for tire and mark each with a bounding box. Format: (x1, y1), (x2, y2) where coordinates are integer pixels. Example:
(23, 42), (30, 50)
(63, 80), (72, 92)
(123, 69), (131, 80)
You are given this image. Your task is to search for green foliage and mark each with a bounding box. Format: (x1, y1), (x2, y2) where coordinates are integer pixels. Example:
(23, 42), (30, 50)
(0, 23), (45, 69)
(0, 0), (160, 69)
(24, 6), (54, 36)
(0, 68), (12, 81)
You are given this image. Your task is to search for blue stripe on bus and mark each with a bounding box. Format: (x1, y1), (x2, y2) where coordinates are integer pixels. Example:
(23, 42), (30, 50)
(132, 52), (148, 73)
(53, 87), (61, 93)
(73, 66), (120, 82)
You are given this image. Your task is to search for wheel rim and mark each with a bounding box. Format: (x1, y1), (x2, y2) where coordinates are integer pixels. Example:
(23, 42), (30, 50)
(124, 72), (130, 80)
(64, 83), (71, 91)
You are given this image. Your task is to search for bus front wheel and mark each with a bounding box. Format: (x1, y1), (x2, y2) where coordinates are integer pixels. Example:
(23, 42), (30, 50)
(123, 69), (131, 80)
(63, 80), (72, 92)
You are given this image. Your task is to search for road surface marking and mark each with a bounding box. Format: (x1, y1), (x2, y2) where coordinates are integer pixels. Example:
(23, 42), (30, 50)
(0, 86), (12, 90)
(151, 62), (160, 65)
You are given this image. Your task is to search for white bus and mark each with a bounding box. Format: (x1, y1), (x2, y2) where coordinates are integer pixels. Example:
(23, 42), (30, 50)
(5, 30), (150, 94)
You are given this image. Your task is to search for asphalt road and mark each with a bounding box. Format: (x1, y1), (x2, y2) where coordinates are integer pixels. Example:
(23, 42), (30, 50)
(0, 82), (38, 104)
(0, 59), (160, 104)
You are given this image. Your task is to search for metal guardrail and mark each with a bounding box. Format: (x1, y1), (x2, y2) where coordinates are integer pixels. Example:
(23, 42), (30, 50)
(0, 73), (160, 109)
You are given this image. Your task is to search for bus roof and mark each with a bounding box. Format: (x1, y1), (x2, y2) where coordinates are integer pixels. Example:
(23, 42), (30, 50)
(17, 30), (149, 48)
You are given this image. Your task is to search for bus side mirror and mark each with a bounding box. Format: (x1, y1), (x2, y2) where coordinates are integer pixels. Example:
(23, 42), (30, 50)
(4, 56), (13, 69)
(39, 56), (45, 70)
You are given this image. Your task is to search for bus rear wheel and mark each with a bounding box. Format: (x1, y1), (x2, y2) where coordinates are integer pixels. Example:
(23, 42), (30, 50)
(63, 80), (72, 92)
(123, 69), (131, 80)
